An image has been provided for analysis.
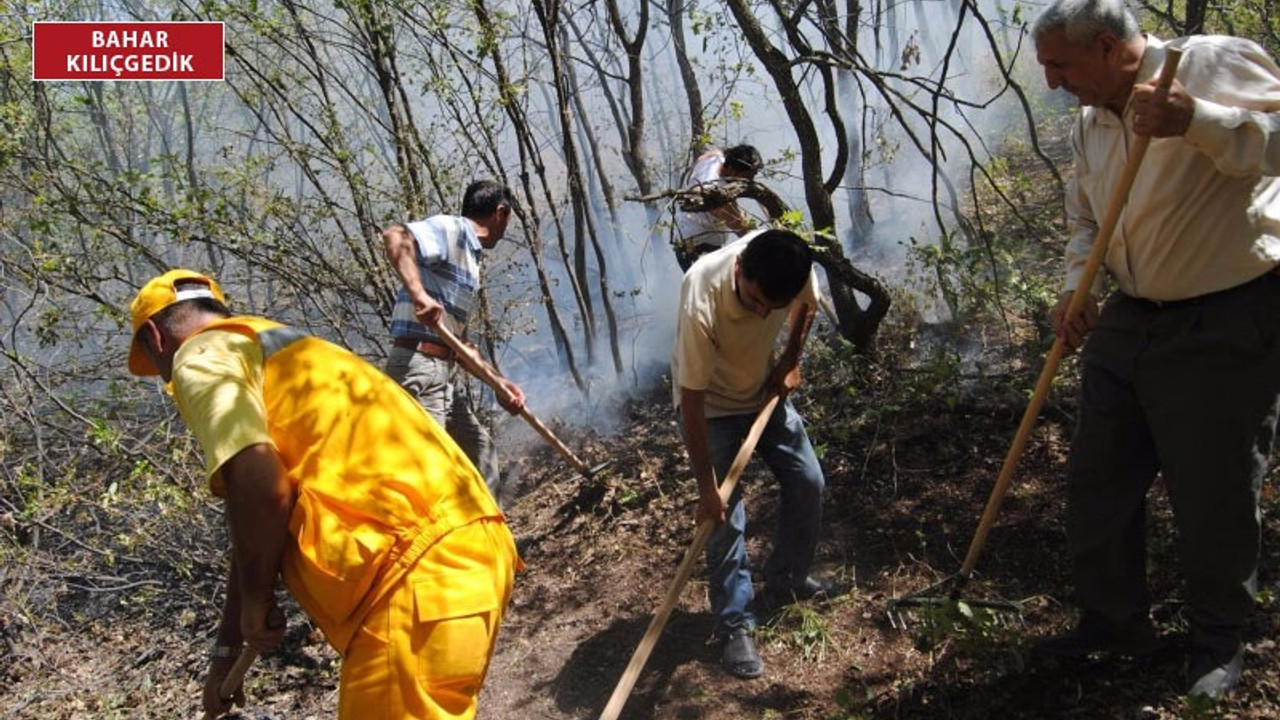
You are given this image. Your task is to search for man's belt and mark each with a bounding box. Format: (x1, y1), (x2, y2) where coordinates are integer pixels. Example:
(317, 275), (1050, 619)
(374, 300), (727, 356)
(1125, 271), (1278, 311)
(393, 336), (455, 360)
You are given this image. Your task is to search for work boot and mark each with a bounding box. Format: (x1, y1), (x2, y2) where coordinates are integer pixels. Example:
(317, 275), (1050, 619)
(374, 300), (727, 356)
(1033, 614), (1161, 658)
(762, 576), (850, 611)
(1186, 643), (1244, 701)
(720, 627), (763, 679)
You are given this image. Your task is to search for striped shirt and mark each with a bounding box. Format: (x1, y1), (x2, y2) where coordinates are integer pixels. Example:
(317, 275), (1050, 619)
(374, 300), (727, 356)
(389, 214), (482, 343)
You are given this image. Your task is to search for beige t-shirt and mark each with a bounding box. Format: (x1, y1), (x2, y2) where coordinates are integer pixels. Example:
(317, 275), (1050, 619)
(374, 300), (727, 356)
(671, 237), (819, 417)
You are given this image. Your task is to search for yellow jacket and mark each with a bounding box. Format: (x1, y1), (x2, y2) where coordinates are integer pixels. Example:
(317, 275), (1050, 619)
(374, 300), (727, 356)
(181, 316), (503, 654)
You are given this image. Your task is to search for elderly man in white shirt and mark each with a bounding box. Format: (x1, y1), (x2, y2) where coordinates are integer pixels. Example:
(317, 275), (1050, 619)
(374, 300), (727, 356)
(1031, 0), (1280, 702)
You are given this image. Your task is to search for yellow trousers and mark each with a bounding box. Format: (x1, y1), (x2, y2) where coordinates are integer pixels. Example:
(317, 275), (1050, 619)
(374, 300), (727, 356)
(338, 519), (517, 720)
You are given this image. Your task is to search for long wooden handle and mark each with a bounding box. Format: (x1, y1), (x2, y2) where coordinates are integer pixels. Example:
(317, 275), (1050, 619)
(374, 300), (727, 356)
(429, 322), (593, 475)
(219, 648), (259, 700)
(517, 406), (593, 475)
(953, 48), (1184, 590)
(598, 395), (781, 720)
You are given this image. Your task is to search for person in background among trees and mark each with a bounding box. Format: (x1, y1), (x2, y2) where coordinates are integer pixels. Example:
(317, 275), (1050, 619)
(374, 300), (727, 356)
(674, 144), (763, 271)
(382, 179), (526, 506)
(1030, 0), (1280, 701)
(672, 228), (846, 680)
(126, 269), (518, 720)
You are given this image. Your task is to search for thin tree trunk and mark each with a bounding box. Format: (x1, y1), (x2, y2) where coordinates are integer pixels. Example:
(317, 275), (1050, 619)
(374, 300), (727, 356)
(473, 0), (587, 392)
(666, 0), (705, 157)
(725, 0), (890, 349)
(530, 2), (598, 367)
(604, 0), (654, 196)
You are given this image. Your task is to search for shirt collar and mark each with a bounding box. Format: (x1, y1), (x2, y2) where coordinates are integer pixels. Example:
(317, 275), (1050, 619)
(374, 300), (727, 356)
(462, 220), (483, 256)
(1088, 34), (1167, 128)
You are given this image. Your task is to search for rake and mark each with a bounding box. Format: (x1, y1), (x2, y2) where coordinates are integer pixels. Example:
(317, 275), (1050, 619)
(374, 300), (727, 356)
(597, 394), (780, 720)
(429, 322), (611, 480)
(889, 48), (1184, 626)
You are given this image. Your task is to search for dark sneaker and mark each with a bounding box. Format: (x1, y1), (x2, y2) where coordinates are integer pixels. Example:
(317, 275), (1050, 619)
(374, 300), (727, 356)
(721, 628), (763, 679)
(1186, 644), (1244, 701)
(763, 576), (850, 610)
(1033, 617), (1161, 658)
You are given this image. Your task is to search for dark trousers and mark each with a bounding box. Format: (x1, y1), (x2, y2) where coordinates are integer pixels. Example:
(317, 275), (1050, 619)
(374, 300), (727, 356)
(1068, 274), (1280, 657)
(675, 241), (721, 273)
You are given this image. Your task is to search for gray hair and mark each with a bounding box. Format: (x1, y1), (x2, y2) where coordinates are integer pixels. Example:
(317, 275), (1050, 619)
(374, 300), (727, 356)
(1031, 0), (1140, 44)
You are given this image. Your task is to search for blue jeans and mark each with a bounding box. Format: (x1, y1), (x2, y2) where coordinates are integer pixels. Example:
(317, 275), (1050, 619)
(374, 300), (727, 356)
(684, 399), (826, 636)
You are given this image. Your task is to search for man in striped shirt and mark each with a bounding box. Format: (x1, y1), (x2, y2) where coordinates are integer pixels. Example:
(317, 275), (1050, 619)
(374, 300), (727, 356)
(383, 179), (526, 504)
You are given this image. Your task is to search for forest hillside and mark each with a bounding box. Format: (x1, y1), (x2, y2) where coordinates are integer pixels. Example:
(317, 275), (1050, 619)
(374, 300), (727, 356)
(3, 2), (1279, 719)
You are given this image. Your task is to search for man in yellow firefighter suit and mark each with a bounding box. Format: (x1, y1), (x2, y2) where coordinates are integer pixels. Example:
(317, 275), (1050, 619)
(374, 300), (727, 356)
(126, 269), (517, 720)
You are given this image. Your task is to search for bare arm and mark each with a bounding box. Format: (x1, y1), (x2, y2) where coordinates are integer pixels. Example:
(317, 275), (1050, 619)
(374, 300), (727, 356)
(221, 443), (293, 650)
(383, 224), (444, 326)
(210, 561), (244, 650)
(200, 446), (290, 720)
(679, 386), (725, 526)
(765, 302), (815, 396)
(710, 203), (752, 235)
(202, 564), (245, 719)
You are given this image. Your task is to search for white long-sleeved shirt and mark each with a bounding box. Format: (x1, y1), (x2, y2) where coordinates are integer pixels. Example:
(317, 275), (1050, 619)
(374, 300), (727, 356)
(676, 149), (737, 249)
(1064, 35), (1280, 301)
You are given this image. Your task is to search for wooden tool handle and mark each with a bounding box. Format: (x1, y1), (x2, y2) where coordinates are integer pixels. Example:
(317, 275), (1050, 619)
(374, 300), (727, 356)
(430, 322), (594, 475)
(598, 395), (781, 720)
(518, 406), (592, 474)
(428, 322), (510, 396)
(955, 47), (1184, 585)
(219, 647), (258, 700)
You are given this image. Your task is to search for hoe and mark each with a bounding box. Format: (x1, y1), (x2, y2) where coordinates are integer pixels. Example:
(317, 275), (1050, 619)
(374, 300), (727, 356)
(431, 322), (611, 480)
(598, 395), (780, 720)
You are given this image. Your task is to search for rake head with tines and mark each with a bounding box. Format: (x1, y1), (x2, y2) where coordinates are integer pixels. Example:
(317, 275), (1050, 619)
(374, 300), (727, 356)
(887, 573), (1023, 632)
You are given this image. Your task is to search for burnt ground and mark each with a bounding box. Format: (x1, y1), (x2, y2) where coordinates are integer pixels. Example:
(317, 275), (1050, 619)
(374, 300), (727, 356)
(483, 372), (1280, 720)
(4, 331), (1280, 720)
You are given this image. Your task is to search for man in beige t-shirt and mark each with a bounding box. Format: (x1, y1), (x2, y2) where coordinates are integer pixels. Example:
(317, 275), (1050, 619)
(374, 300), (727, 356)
(671, 228), (844, 679)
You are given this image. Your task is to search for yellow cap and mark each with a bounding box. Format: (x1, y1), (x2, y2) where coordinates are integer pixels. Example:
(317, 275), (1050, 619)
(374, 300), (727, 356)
(127, 269), (225, 376)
